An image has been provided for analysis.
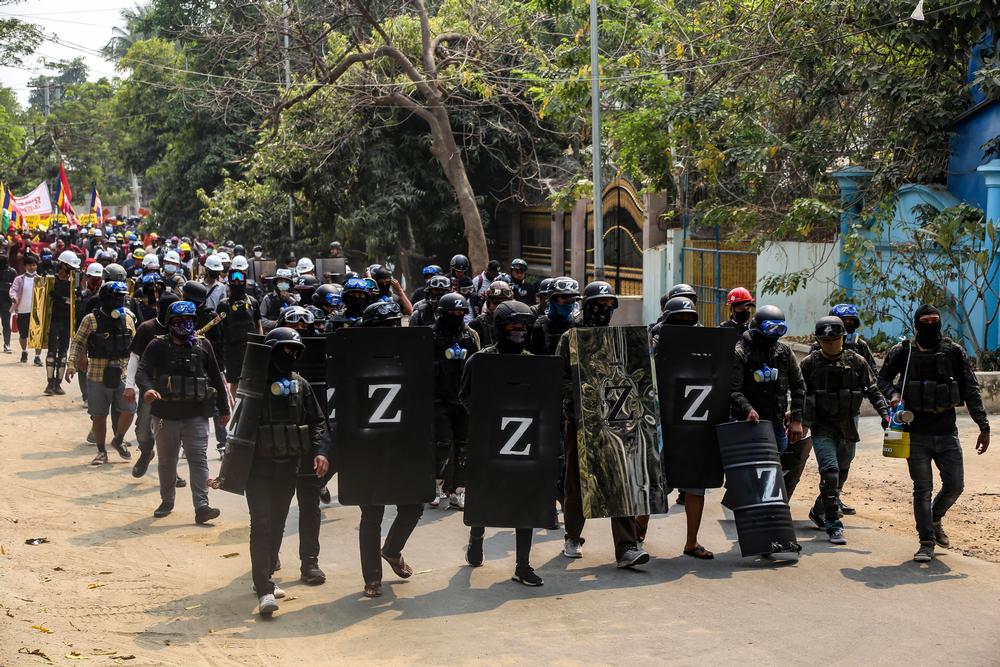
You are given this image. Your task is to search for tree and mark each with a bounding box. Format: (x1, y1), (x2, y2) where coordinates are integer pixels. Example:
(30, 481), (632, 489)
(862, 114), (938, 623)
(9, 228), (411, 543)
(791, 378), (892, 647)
(0, 85), (25, 172)
(27, 58), (89, 113)
(101, 3), (156, 61)
(0, 0), (41, 66)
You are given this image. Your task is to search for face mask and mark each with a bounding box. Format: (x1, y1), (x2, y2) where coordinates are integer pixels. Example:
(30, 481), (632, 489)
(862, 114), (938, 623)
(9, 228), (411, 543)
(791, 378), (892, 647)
(230, 282), (246, 299)
(276, 281), (291, 292)
(271, 350), (297, 378)
(439, 312), (464, 333)
(843, 321), (859, 334)
(164, 264), (177, 275)
(25, 268), (37, 277)
(586, 303), (615, 327)
(819, 338), (844, 357)
(549, 301), (574, 320)
(506, 330), (527, 344)
(844, 332), (857, 344)
(733, 310), (751, 324)
(254, 251), (262, 259)
(915, 320), (942, 347)
(169, 319), (196, 345)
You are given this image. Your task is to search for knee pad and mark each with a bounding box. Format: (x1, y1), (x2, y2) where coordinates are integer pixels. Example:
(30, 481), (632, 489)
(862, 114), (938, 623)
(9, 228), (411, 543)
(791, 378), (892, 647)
(820, 469), (839, 495)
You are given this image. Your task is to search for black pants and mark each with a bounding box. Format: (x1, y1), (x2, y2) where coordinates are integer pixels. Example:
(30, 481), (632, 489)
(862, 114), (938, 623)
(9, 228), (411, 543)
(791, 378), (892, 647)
(780, 435), (813, 499)
(358, 504), (423, 585)
(562, 422), (640, 560)
(434, 402), (469, 491)
(296, 463), (335, 565)
(245, 457), (298, 596)
(470, 526), (533, 566)
(46, 317), (71, 382)
(0, 303), (10, 347)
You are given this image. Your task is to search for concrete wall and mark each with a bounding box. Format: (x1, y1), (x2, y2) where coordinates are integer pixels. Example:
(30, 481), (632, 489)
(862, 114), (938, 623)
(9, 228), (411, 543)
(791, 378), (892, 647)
(612, 296), (644, 326)
(756, 241), (840, 336)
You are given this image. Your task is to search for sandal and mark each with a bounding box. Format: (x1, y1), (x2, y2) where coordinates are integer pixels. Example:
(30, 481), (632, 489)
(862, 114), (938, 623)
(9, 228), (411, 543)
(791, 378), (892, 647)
(683, 545), (715, 560)
(364, 582), (382, 598)
(381, 551), (413, 579)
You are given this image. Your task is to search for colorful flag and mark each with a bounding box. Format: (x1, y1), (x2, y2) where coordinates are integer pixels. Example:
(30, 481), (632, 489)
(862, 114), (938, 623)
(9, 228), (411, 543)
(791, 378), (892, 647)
(2, 181), (22, 227)
(55, 162), (77, 222)
(90, 185), (103, 225)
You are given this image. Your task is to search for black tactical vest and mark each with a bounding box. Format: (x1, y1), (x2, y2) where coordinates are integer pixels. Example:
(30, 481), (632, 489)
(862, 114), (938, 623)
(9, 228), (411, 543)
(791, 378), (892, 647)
(88, 309), (133, 359)
(155, 337), (212, 403)
(255, 374), (311, 458)
(433, 328), (478, 402)
(803, 353), (864, 424)
(903, 341), (963, 413)
(736, 337), (792, 421)
(222, 300), (255, 344)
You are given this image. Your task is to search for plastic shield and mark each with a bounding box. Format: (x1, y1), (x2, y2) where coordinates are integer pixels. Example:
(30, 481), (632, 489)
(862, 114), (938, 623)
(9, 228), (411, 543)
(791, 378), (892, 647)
(218, 341), (271, 495)
(316, 257), (347, 284)
(332, 327), (435, 505)
(464, 353), (562, 528)
(296, 335), (329, 414)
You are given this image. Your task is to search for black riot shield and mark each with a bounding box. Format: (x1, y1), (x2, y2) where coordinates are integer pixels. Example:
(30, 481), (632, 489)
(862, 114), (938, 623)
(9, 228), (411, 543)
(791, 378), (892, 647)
(568, 326), (668, 518)
(218, 341), (270, 495)
(296, 335), (329, 414)
(716, 420), (800, 557)
(324, 332), (337, 422)
(463, 354), (562, 529)
(316, 258), (347, 284)
(332, 327), (435, 505)
(655, 325), (738, 489)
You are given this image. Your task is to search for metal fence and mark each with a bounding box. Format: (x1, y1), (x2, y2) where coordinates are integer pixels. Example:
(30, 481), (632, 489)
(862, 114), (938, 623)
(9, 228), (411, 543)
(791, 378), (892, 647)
(682, 242), (757, 326)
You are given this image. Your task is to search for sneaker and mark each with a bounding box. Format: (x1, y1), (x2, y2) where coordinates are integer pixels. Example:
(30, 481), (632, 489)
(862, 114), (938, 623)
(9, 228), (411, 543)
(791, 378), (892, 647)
(33, 355), (42, 367)
(90, 451), (109, 466)
(466, 538), (484, 567)
(2, 344), (10, 353)
(43, 380), (55, 396)
(175, 477), (187, 488)
(20, 351), (28, 363)
(300, 560), (326, 586)
(86, 429), (96, 444)
(512, 565), (543, 586)
(449, 488), (466, 510)
(838, 499), (856, 516)
(319, 486), (332, 504)
(111, 438), (131, 460)
(153, 501), (174, 518)
(676, 491), (686, 506)
(562, 537), (583, 559)
(617, 547), (650, 569)
(195, 505), (221, 524)
(253, 585), (286, 599)
(808, 507), (826, 530)
(132, 449), (154, 478)
(913, 542), (935, 562)
(932, 520), (950, 548)
(258, 594), (278, 616)
(429, 481), (446, 508)
(828, 528), (847, 545)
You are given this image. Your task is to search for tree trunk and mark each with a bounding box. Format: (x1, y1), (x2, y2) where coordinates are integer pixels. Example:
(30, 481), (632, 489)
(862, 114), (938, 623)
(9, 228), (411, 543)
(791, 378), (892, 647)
(429, 107), (489, 272)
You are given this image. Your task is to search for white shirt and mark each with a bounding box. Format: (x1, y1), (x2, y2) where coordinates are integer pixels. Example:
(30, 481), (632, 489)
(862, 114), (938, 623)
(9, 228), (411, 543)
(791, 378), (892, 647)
(17, 273), (35, 314)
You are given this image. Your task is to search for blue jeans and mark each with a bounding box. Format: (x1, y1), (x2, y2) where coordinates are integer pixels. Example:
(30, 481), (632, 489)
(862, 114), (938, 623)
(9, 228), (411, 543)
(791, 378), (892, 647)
(773, 424), (788, 453)
(811, 435), (856, 532)
(906, 433), (964, 543)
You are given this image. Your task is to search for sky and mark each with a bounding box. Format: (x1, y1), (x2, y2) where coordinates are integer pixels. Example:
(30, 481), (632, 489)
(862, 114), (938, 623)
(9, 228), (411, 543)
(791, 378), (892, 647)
(0, 0), (128, 105)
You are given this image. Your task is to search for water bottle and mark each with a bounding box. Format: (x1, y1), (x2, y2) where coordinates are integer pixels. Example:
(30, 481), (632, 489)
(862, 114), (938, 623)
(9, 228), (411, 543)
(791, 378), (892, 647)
(270, 378), (300, 396)
(445, 343), (466, 360)
(753, 364), (777, 383)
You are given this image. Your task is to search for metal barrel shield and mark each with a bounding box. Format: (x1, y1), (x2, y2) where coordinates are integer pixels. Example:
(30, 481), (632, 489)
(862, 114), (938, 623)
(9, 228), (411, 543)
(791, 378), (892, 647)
(296, 335), (329, 413)
(464, 353), (562, 529)
(655, 325), (738, 489)
(218, 341), (270, 495)
(316, 258), (347, 284)
(716, 420), (800, 557)
(332, 327), (435, 505)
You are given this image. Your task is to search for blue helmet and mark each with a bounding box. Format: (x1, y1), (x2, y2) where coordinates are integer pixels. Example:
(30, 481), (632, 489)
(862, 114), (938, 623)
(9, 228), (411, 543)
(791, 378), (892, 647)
(140, 272), (164, 286)
(830, 303), (859, 320)
(105, 281), (129, 295)
(422, 264), (443, 278)
(166, 300), (197, 324)
(343, 277), (369, 293)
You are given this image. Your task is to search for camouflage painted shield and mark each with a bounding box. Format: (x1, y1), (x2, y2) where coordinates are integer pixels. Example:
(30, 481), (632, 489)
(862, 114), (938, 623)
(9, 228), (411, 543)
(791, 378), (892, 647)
(568, 326), (667, 518)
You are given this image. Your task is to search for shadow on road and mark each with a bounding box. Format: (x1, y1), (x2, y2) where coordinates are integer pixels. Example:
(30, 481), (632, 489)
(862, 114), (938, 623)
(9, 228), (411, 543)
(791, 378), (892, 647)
(840, 557), (968, 589)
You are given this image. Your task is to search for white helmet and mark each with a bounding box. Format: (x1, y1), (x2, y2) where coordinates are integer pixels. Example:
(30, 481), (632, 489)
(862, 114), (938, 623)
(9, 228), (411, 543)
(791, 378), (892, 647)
(86, 262), (104, 278)
(296, 257), (315, 274)
(216, 251), (231, 265)
(275, 268), (293, 280)
(142, 254), (160, 269)
(205, 254), (225, 272)
(231, 255), (250, 271)
(93, 228), (104, 238)
(164, 250), (181, 264)
(58, 250), (81, 270)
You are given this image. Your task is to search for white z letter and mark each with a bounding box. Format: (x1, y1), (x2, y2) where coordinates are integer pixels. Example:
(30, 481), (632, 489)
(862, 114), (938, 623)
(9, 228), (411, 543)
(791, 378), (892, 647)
(756, 467), (782, 502)
(368, 384), (402, 424)
(682, 385), (712, 422)
(498, 417), (533, 456)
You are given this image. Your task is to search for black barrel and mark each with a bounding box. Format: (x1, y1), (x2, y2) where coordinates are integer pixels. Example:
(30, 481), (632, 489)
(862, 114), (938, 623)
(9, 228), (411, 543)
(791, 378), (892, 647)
(716, 420), (800, 557)
(218, 341), (270, 495)
(247, 333), (265, 345)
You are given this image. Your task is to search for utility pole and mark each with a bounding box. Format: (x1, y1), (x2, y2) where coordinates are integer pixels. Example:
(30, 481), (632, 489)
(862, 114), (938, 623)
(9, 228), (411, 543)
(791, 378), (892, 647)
(43, 80), (50, 116)
(130, 170), (142, 214)
(282, 0), (295, 241)
(590, 0), (604, 280)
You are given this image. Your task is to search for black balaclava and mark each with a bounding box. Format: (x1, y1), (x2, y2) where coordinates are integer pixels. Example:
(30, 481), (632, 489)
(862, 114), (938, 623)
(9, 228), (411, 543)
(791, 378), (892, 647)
(498, 327), (527, 354)
(914, 304), (942, 348)
(230, 280), (247, 300)
(100, 290), (126, 315)
(583, 302), (615, 327)
(344, 292), (368, 318)
(270, 344), (298, 378)
(157, 293), (180, 326)
(732, 309), (751, 324)
(438, 311), (465, 334)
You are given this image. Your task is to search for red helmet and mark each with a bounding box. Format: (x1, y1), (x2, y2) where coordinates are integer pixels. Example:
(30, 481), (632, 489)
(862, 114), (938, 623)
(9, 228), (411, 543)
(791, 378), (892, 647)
(727, 287), (754, 305)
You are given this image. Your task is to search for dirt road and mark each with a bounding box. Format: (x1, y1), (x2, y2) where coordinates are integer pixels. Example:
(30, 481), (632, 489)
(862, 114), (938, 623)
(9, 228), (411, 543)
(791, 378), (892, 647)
(1, 355), (998, 665)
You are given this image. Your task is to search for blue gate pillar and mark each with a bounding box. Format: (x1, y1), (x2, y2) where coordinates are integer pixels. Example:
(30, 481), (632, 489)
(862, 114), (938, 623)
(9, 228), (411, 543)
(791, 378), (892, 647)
(977, 159), (1000, 350)
(831, 166), (874, 298)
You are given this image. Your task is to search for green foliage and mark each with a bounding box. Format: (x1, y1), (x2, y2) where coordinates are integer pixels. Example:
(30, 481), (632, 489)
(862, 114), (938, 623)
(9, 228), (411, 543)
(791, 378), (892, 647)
(0, 1), (41, 66)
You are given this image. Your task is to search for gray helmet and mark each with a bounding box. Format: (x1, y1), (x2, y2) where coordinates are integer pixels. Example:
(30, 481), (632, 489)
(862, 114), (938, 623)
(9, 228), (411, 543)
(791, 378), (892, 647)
(815, 316), (845, 339)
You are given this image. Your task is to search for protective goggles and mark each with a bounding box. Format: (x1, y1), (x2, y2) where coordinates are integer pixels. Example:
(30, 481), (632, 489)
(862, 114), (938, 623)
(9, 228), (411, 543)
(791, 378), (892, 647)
(427, 276), (452, 290)
(830, 303), (859, 319)
(229, 270), (245, 282)
(106, 281), (129, 295)
(760, 319), (788, 338)
(280, 308), (315, 324)
(322, 292), (343, 306)
(169, 301), (197, 317)
(551, 278), (580, 294)
(140, 273), (164, 286)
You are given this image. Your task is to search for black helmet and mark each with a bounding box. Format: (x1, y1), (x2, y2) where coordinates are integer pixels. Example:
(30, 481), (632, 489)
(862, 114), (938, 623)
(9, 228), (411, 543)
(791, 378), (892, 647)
(313, 283), (341, 308)
(450, 254), (471, 272)
(264, 326), (305, 350)
(582, 280), (618, 307)
(815, 316), (845, 339)
(510, 258), (528, 272)
(665, 283), (697, 306)
(437, 292), (469, 314)
(537, 278), (555, 297)
(371, 266), (392, 281)
(234, 244), (246, 256)
(484, 280), (513, 301)
(103, 263), (128, 283)
(362, 300), (403, 326)
(156, 292), (180, 324)
(662, 296), (699, 325)
(284, 251), (296, 265)
(751, 304), (788, 338)
(294, 275), (320, 291)
(182, 281), (209, 305)
(549, 276), (580, 298)
(493, 300), (535, 340)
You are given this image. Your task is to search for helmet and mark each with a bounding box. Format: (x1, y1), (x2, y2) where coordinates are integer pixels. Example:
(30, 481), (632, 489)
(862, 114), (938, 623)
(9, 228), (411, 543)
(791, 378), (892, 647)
(484, 280), (513, 301)
(103, 263), (128, 282)
(815, 316), (846, 339)
(142, 254), (160, 269)
(275, 267), (293, 280)
(165, 300), (197, 324)
(830, 303), (859, 320)
(296, 257), (315, 274)
(662, 296), (699, 324)
(141, 272), (164, 287)
(343, 277), (370, 294)
(277, 305), (315, 326)
(216, 251), (231, 264)
(204, 254), (224, 272)
(437, 292), (469, 314)
(231, 255), (249, 271)
(493, 300), (535, 339)
(132, 248), (146, 260)
(727, 287), (754, 306)
(99, 281), (129, 298)
(667, 283), (697, 302)
(234, 244), (246, 256)
(156, 292), (179, 323)
(362, 300), (403, 326)
(94, 250), (115, 265)
(371, 266), (391, 281)
(422, 264), (443, 278)
(751, 305), (788, 338)
(93, 228), (103, 238)
(427, 275), (452, 292)
(179, 242), (192, 252)
(549, 276), (580, 298)
(450, 254), (471, 273)
(455, 276), (475, 296)
(57, 250), (81, 270)
(537, 278), (554, 297)
(582, 280), (618, 308)
(295, 275), (320, 291)
(329, 241), (342, 250)
(314, 283), (342, 308)
(86, 262), (105, 278)
(510, 258), (528, 272)
(264, 326), (305, 351)
(149, 232), (159, 241)
(182, 281), (209, 305)
(164, 250), (181, 264)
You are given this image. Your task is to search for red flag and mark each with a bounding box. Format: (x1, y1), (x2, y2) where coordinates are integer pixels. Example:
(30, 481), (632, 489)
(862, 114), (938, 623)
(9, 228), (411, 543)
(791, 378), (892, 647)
(57, 162), (76, 219)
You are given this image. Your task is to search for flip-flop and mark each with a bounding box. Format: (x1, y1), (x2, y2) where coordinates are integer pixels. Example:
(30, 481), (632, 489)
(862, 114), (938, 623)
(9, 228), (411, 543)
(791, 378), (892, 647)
(364, 582), (382, 598)
(683, 545), (715, 560)
(381, 551), (413, 578)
